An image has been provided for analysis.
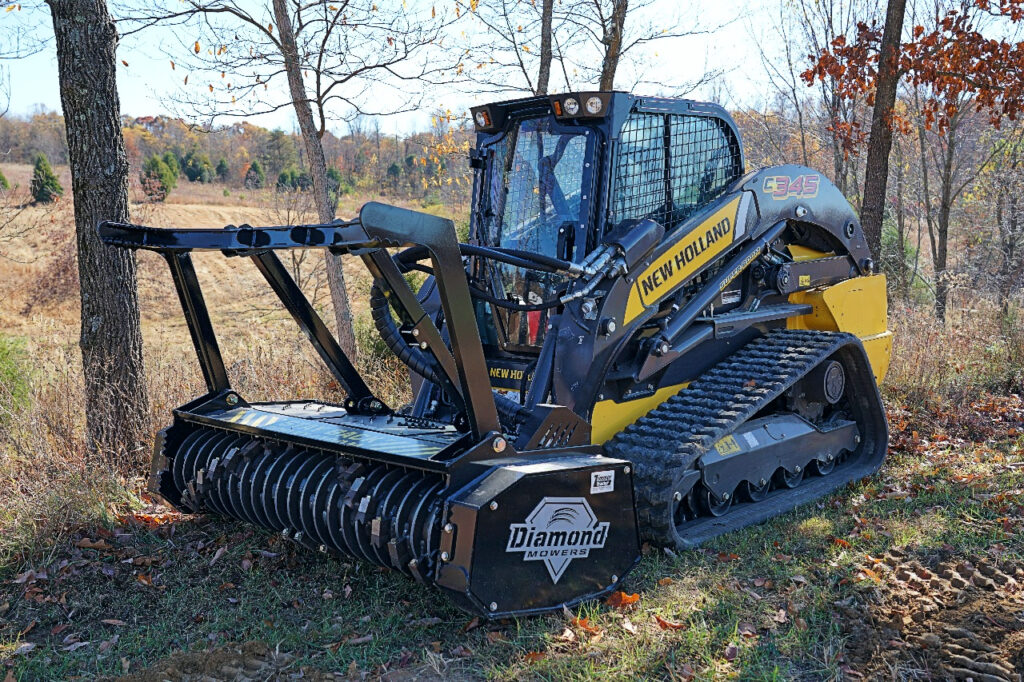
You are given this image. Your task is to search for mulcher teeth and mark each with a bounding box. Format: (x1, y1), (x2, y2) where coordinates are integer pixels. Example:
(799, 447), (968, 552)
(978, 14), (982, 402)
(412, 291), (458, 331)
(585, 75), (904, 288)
(168, 427), (444, 576)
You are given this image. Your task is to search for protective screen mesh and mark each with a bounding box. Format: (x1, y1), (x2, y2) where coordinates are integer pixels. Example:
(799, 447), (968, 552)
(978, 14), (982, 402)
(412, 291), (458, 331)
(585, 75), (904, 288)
(612, 113), (742, 229)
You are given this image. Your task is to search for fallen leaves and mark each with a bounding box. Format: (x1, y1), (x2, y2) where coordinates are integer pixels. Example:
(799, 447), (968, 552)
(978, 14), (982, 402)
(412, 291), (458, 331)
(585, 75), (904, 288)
(570, 617), (601, 634)
(605, 590), (639, 609)
(485, 630), (507, 644)
(13, 569), (47, 584)
(13, 642), (36, 656)
(524, 651), (546, 663)
(101, 619), (125, 626)
(856, 567), (882, 583)
(75, 538), (112, 551)
(99, 634), (120, 653)
(210, 546), (226, 566)
(654, 614), (686, 630)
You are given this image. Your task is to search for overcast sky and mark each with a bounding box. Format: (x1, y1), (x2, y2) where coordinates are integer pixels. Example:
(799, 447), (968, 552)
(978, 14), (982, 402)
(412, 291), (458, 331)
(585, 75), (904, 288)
(3, 0), (786, 136)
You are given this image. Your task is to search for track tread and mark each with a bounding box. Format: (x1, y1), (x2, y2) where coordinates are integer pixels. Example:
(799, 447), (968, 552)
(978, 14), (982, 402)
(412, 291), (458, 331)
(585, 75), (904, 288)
(605, 329), (875, 548)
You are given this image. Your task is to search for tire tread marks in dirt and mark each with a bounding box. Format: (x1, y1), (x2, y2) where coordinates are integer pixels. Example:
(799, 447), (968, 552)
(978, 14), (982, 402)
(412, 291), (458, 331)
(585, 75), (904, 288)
(843, 547), (1024, 681)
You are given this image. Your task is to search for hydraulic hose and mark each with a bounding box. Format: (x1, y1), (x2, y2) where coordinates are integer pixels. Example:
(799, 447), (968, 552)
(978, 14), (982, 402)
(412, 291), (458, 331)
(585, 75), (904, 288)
(369, 281), (444, 385)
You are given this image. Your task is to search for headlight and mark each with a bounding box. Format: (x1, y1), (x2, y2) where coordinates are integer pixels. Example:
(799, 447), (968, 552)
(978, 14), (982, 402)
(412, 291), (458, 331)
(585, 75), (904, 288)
(474, 111), (490, 127)
(563, 97), (580, 116)
(585, 96), (603, 115)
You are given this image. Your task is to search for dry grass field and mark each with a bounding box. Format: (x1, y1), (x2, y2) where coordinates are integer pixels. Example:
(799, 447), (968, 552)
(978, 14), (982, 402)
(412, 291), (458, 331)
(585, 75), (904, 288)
(1, 168), (1022, 681)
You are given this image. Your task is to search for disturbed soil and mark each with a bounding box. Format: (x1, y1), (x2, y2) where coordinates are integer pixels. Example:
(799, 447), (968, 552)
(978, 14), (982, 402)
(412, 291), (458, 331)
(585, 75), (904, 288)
(843, 548), (1024, 681)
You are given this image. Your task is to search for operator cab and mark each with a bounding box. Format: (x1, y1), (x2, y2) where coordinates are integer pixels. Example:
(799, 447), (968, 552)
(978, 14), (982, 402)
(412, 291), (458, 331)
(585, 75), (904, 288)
(466, 92), (744, 358)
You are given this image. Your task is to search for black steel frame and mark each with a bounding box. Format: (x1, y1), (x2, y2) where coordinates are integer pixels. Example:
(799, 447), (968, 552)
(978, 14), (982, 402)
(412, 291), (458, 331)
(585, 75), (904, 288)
(98, 202), (501, 443)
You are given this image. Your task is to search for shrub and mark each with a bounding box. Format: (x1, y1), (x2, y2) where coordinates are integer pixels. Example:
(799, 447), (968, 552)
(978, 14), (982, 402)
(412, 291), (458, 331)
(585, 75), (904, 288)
(140, 155), (177, 201)
(30, 153), (63, 204)
(244, 160), (266, 189)
(277, 166), (312, 192)
(0, 166), (9, 191)
(326, 167), (352, 210)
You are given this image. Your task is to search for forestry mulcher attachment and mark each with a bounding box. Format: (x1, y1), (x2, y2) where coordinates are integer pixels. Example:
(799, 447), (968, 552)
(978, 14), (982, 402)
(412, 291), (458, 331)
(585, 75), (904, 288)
(100, 92), (891, 617)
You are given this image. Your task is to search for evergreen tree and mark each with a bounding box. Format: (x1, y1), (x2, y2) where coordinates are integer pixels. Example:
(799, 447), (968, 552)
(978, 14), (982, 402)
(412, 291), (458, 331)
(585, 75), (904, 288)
(162, 151), (180, 179)
(215, 157), (230, 182)
(30, 153), (64, 203)
(0, 167), (9, 191)
(182, 148), (214, 183)
(141, 155), (176, 201)
(244, 159), (265, 189)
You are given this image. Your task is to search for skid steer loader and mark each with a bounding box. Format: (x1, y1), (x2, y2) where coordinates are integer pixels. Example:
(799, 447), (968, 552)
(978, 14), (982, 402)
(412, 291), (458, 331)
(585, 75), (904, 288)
(100, 91), (891, 617)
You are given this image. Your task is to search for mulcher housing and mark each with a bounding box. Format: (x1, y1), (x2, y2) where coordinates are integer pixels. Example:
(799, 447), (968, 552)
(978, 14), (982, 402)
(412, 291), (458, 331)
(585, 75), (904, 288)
(100, 91), (891, 617)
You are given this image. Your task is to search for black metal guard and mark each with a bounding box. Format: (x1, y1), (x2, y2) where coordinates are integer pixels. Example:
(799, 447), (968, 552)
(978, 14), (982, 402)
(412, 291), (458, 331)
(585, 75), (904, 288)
(97, 204), (501, 440)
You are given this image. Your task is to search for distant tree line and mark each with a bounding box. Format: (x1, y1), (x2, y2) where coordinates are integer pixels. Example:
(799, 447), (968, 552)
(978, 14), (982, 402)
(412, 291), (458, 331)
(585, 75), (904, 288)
(0, 110), (471, 206)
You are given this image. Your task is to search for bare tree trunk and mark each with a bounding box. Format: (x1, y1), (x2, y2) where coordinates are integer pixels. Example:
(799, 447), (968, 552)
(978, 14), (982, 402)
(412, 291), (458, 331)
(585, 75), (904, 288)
(48, 0), (150, 464)
(859, 0), (906, 259)
(272, 0), (357, 359)
(536, 0), (554, 95)
(893, 134), (909, 302)
(599, 0), (628, 91)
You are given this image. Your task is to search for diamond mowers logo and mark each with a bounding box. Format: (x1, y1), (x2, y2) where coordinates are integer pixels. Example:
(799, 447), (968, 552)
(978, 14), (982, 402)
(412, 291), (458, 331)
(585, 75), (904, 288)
(505, 497), (610, 583)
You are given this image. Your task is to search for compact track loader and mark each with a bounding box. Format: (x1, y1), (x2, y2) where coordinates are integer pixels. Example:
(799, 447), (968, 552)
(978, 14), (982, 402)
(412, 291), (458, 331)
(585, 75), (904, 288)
(101, 92), (891, 617)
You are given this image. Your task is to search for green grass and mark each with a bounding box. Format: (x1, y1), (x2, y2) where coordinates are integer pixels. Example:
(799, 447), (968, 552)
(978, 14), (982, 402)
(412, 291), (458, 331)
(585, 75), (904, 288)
(1, 407), (1022, 680)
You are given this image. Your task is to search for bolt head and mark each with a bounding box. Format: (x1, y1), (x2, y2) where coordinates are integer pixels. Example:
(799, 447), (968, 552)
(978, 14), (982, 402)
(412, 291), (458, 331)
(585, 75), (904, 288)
(794, 465), (802, 473)
(319, 545), (328, 553)
(489, 602), (498, 612)
(412, 328), (420, 337)
(623, 466), (630, 474)
(610, 574), (619, 584)
(492, 436), (507, 453)
(854, 434), (862, 444)
(444, 523), (454, 533)
(440, 551), (450, 562)
(722, 492), (730, 501)
(489, 501), (498, 511)
(827, 453), (834, 462)
(760, 479), (767, 487)
(419, 341), (428, 350)
(673, 491), (682, 501)
(225, 394), (239, 405)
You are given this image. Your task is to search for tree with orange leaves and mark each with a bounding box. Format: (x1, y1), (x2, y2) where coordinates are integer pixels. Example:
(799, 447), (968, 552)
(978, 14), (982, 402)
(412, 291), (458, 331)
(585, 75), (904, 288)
(804, 0), (1024, 259)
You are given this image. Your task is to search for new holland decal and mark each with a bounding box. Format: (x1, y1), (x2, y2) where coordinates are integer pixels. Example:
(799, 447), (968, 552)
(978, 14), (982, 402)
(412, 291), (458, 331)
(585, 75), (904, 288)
(505, 497), (610, 583)
(624, 196), (742, 324)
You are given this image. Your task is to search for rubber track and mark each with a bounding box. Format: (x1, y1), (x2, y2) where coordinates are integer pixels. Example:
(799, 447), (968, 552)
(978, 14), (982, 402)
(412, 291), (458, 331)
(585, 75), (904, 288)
(605, 328), (863, 548)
